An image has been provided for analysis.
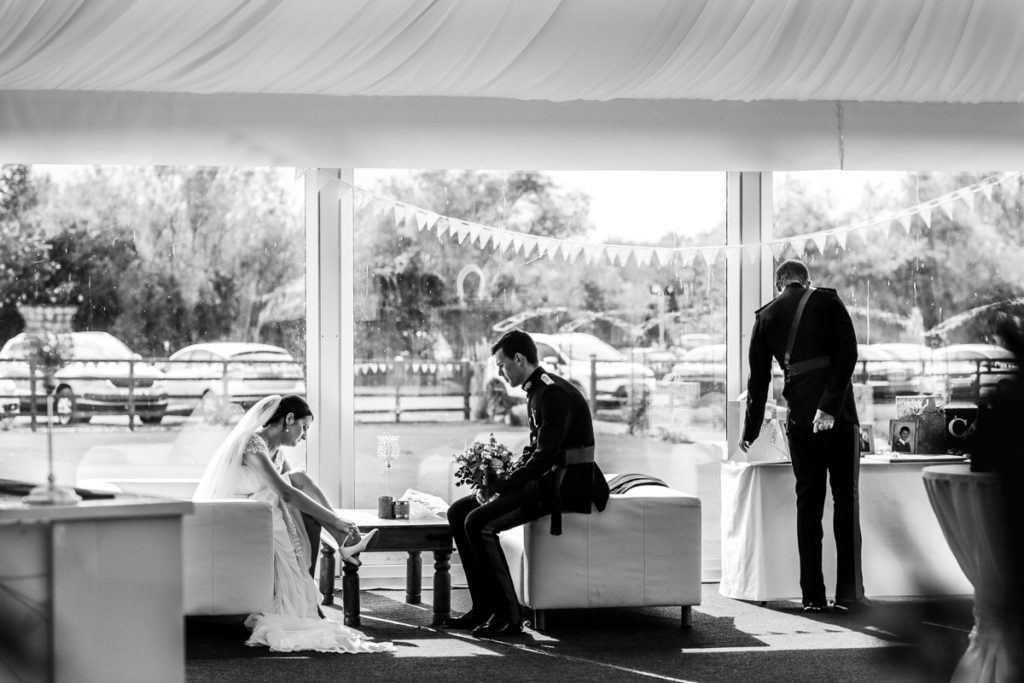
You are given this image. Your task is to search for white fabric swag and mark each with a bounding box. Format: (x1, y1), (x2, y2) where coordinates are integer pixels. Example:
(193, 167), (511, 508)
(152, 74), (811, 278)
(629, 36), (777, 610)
(2, 0), (1024, 169)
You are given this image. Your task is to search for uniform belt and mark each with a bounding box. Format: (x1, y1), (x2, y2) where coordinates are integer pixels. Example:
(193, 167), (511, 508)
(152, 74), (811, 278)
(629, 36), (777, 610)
(786, 356), (831, 379)
(563, 446), (595, 465)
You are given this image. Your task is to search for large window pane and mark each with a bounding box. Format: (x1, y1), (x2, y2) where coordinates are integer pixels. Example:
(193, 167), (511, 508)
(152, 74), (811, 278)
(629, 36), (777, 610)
(0, 164), (305, 493)
(774, 170), (1022, 454)
(351, 169), (726, 576)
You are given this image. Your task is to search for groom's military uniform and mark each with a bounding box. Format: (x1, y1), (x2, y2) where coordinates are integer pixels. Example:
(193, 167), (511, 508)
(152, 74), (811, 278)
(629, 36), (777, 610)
(743, 283), (864, 608)
(448, 366), (609, 627)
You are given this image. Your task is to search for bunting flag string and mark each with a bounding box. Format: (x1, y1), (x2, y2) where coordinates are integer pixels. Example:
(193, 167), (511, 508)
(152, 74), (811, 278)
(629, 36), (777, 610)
(296, 169), (1022, 268)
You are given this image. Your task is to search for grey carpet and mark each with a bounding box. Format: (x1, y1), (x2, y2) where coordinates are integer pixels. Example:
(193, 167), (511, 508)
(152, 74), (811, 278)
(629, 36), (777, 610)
(186, 585), (973, 682)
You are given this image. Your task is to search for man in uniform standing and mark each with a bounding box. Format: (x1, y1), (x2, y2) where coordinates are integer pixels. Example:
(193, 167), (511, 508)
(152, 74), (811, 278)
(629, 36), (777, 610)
(444, 328), (610, 636)
(740, 259), (866, 612)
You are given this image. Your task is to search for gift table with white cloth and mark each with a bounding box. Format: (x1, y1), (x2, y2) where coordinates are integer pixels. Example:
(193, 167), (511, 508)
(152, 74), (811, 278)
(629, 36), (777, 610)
(923, 464), (1021, 683)
(720, 458), (972, 601)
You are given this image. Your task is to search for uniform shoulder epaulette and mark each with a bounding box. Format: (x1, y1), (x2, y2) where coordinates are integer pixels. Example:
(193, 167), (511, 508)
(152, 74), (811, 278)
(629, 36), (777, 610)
(540, 374), (554, 385)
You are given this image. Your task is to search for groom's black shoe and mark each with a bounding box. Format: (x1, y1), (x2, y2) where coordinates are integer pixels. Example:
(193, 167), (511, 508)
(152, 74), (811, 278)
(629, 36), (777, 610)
(441, 610), (490, 630)
(471, 615), (523, 638)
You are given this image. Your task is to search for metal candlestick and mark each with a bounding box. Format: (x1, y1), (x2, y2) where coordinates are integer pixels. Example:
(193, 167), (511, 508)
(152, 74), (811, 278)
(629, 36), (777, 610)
(22, 392), (82, 506)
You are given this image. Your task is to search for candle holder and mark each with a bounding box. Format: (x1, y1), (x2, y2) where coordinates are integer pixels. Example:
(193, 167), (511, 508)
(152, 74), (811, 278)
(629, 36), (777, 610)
(22, 391), (81, 506)
(376, 433), (400, 518)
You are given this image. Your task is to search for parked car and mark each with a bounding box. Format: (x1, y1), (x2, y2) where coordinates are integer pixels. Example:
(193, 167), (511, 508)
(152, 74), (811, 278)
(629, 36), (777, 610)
(625, 346), (680, 380)
(931, 343), (1016, 402)
(854, 343), (934, 398)
(162, 342), (306, 416)
(661, 344), (726, 396)
(483, 332), (656, 416)
(0, 331), (168, 425)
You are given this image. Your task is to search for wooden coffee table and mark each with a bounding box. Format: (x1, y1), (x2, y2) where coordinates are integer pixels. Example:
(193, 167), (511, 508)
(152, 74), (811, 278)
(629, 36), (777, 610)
(321, 509), (454, 627)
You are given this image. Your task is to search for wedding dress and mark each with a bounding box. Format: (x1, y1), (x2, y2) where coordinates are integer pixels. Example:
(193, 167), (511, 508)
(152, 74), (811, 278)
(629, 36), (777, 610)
(194, 395), (393, 654)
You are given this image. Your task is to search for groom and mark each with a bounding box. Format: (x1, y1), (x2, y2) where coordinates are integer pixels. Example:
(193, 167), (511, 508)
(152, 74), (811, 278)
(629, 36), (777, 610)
(445, 328), (610, 636)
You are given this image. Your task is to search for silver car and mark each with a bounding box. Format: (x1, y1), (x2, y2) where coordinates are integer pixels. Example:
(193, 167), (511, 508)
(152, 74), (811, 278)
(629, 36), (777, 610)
(162, 342), (306, 416)
(0, 331), (168, 425)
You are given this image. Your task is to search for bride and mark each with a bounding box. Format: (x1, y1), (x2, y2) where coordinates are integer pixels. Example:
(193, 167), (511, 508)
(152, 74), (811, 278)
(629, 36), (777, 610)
(193, 394), (393, 654)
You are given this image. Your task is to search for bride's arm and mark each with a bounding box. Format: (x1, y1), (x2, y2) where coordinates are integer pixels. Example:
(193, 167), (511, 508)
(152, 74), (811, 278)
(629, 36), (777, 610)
(245, 448), (358, 538)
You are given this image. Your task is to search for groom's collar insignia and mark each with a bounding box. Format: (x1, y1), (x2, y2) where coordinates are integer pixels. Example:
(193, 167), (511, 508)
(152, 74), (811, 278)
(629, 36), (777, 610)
(523, 379), (532, 391)
(540, 374), (554, 385)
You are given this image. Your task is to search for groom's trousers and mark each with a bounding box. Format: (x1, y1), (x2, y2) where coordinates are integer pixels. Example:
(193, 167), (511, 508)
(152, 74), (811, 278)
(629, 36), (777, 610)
(448, 489), (550, 624)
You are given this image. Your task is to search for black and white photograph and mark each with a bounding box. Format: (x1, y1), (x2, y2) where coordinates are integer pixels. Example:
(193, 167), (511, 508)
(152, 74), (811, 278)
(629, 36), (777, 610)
(890, 420), (918, 455)
(859, 424), (875, 455)
(1, 3), (1022, 682)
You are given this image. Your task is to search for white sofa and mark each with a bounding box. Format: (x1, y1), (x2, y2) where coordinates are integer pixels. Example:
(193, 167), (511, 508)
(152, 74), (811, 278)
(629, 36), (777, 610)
(80, 478), (274, 617)
(499, 480), (702, 629)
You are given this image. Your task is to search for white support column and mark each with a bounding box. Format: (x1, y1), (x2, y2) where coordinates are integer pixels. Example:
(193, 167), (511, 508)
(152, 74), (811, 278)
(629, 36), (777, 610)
(305, 168), (354, 506)
(725, 172), (774, 447)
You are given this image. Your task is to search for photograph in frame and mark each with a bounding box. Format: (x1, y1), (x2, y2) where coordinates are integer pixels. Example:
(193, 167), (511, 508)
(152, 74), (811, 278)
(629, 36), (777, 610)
(859, 424), (874, 455)
(889, 419), (917, 454)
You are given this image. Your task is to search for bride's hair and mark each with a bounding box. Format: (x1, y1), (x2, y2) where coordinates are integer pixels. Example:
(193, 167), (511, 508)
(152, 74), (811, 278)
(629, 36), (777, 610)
(263, 394), (313, 426)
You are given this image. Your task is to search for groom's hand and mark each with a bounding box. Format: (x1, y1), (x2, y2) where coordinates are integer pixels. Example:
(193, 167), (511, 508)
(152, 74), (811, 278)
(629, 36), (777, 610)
(739, 440), (752, 453)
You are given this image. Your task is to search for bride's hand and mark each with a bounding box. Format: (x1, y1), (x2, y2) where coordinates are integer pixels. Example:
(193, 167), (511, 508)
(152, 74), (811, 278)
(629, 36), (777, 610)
(331, 516), (359, 540)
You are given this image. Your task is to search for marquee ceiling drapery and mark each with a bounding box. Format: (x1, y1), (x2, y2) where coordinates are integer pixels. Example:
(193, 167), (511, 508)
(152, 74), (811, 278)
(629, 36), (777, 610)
(2, 0), (1024, 169)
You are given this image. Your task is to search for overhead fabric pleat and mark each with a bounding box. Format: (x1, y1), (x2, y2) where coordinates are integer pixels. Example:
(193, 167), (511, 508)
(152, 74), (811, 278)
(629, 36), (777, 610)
(1, 0), (1023, 169)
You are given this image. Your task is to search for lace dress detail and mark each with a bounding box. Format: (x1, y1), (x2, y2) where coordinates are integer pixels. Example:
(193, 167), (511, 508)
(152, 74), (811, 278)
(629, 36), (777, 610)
(233, 434), (393, 654)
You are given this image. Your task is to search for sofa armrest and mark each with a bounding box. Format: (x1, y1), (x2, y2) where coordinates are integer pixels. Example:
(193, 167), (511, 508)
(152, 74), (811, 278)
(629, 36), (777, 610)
(183, 499), (274, 616)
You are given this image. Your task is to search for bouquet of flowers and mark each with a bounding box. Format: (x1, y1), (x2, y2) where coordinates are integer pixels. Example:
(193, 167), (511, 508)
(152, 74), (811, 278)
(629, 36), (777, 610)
(25, 332), (72, 390)
(453, 434), (517, 503)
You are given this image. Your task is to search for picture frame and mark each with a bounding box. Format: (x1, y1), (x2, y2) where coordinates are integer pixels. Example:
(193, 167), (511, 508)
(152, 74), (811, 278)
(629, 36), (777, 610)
(889, 419), (917, 455)
(858, 424), (874, 455)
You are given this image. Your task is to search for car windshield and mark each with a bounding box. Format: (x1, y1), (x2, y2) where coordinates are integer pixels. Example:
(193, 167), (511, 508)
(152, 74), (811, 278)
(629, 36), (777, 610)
(71, 335), (135, 360)
(557, 337), (624, 362)
(0, 334), (134, 361)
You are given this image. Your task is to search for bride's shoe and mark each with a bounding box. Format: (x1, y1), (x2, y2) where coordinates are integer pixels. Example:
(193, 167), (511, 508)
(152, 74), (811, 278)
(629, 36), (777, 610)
(340, 528), (378, 567)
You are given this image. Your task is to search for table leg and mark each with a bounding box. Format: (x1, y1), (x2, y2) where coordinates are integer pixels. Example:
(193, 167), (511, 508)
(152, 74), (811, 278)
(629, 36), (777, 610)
(318, 544), (336, 606)
(406, 551), (422, 604)
(342, 562), (360, 627)
(432, 550), (452, 626)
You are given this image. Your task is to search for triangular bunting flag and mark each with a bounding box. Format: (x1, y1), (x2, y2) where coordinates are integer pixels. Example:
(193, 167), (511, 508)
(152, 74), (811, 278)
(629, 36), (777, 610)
(835, 231), (848, 249)
(701, 247), (719, 266)
(511, 233), (525, 254)
(294, 167), (308, 182)
(415, 210), (428, 231)
(897, 214), (913, 233)
(496, 232), (513, 253)
(679, 250), (696, 267)
(938, 199), (955, 221)
(635, 248), (654, 267)
(743, 244), (759, 264)
(920, 208), (933, 229)
(962, 192), (975, 212)
(655, 249), (674, 268)
(521, 236), (539, 258)
(425, 212), (440, 231)
(982, 183), (994, 202)
(811, 234), (829, 253)
(435, 218), (450, 238)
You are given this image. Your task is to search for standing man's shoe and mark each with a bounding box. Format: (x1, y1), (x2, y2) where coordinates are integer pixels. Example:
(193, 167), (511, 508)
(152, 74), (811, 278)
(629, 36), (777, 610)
(441, 610), (491, 630)
(832, 598), (873, 614)
(471, 615), (523, 637)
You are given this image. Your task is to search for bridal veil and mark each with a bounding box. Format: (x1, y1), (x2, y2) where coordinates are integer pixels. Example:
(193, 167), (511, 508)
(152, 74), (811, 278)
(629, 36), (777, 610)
(193, 394), (282, 500)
